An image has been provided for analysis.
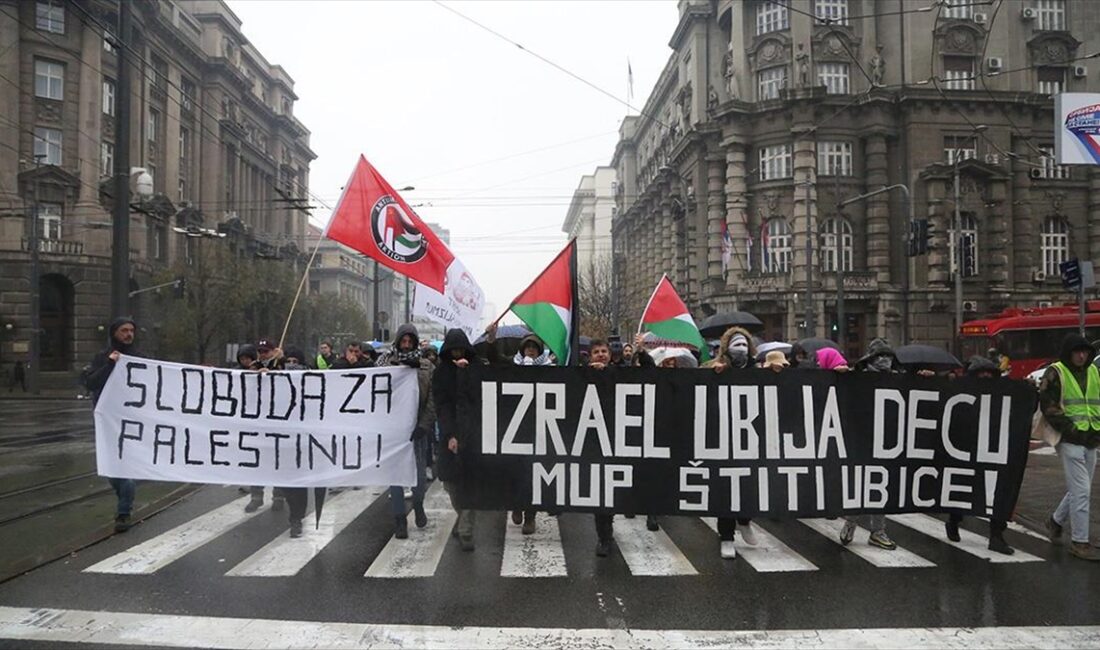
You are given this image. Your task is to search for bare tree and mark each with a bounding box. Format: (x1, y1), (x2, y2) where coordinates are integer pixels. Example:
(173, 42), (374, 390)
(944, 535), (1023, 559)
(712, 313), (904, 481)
(578, 255), (616, 338)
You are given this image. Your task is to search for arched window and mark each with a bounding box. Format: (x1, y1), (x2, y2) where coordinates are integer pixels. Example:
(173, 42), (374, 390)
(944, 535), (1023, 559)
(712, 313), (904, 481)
(1041, 216), (1070, 277)
(821, 217), (853, 272)
(948, 213), (979, 276)
(761, 218), (792, 273)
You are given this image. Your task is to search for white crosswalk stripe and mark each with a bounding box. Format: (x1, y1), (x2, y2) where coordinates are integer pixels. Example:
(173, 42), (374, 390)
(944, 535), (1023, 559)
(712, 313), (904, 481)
(614, 517), (698, 576)
(887, 514), (1044, 563)
(800, 518), (937, 568)
(701, 519), (818, 572)
(85, 494), (257, 574)
(364, 482), (456, 578)
(500, 513), (568, 578)
(226, 488), (386, 577)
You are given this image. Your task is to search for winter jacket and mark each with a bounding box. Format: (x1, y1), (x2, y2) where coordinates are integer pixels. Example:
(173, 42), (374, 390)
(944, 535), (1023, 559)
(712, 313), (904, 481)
(1039, 334), (1100, 448)
(703, 326), (758, 370)
(85, 317), (140, 404)
(379, 324), (436, 434)
(433, 328), (479, 446)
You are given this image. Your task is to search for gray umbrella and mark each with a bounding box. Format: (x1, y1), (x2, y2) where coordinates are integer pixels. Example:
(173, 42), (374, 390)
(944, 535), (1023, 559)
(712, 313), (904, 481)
(896, 344), (963, 371)
(797, 338), (840, 354)
(699, 312), (764, 338)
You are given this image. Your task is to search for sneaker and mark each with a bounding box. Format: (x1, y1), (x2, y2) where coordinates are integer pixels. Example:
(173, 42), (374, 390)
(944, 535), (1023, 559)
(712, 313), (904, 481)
(114, 514), (132, 533)
(1068, 541), (1100, 561)
(645, 515), (659, 532)
(739, 525), (758, 546)
(403, 488), (414, 499)
(945, 518), (961, 542)
(720, 541), (737, 559)
(414, 504), (427, 529)
(839, 521), (856, 546)
(289, 519), (303, 538)
(244, 499), (263, 514)
(271, 497), (285, 513)
(595, 540), (611, 557)
(988, 532), (1015, 555)
(522, 514), (536, 536)
(868, 530), (897, 550)
(511, 510), (523, 525)
(1047, 515), (1064, 546)
(394, 516), (409, 539)
(460, 535), (475, 552)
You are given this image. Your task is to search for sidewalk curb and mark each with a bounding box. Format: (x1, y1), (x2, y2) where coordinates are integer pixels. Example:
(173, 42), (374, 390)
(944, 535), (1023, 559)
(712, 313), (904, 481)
(0, 483), (201, 584)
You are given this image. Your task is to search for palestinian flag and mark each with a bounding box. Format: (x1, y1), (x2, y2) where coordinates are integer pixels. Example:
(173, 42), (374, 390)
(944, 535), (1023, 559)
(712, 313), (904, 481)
(639, 275), (709, 361)
(508, 240), (577, 365)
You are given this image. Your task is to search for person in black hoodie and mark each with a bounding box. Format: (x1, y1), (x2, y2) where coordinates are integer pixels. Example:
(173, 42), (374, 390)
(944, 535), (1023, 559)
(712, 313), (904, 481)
(433, 328), (479, 551)
(84, 317), (140, 533)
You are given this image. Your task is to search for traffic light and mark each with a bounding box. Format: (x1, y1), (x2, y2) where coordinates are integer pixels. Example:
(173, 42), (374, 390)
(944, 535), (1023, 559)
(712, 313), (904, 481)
(173, 276), (186, 299)
(908, 219), (932, 256)
(960, 234), (976, 277)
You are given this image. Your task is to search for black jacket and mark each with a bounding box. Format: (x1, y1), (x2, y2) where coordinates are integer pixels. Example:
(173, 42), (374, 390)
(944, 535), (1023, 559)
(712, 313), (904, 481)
(1040, 333), (1100, 447)
(85, 318), (139, 404)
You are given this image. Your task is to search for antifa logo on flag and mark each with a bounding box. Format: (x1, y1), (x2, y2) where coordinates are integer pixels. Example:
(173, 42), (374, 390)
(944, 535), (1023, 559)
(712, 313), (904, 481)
(372, 197), (427, 264)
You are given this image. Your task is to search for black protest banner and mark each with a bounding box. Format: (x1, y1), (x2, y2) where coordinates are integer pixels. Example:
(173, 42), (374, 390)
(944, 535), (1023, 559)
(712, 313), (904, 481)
(451, 366), (1037, 519)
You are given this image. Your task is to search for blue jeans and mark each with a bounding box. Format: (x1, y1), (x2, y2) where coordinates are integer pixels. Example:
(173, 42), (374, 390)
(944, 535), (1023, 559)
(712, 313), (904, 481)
(109, 478), (135, 516)
(1054, 442), (1098, 543)
(389, 436), (428, 516)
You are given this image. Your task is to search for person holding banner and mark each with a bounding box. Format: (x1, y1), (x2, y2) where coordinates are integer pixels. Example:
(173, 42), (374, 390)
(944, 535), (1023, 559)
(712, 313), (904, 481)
(433, 328), (480, 551)
(84, 317), (141, 533)
(314, 341), (337, 370)
(584, 339), (623, 557)
(331, 341), (372, 370)
(378, 324), (436, 539)
(241, 340), (288, 515)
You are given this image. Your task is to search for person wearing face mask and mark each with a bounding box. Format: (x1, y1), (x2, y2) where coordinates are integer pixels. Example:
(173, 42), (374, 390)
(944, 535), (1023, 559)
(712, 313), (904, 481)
(509, 334), (553, 533)
(839, 338), (901, 551)
(703, 326), (760, 558)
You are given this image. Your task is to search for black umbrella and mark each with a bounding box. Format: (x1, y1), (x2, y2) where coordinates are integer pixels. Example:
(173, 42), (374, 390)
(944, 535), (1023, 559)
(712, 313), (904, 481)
(314, 487), (327, 529)
(797, 338), (840, 355)
(699, 312), (764, 338)
(896, 344), (963, 371)
(473, 324), (531, 360)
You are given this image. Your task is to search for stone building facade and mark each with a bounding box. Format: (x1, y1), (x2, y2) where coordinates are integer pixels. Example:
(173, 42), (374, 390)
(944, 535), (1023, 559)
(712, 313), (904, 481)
(611, 0), (1100, 360)
(563, 166), (618, 279)
(0, 0), (315, 372)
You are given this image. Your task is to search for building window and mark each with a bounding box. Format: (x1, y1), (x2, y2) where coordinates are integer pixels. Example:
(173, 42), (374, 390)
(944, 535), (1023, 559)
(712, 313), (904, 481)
(817, 62), (850, 94)
(943, 56), (975, 90)
(1036, 0), (1066, 31)
(948, 213), (979, 276)
(756, 1), (789, 35)
(178, 178), (187, 203)
(100, 142), (113, 176)
(757, 65), (788, 100)
(151, 224), (166, 261)
(821, 217), (853, 272)
(758, 143), (793, 180)
(944, 135), (977, 164)
(103, 34), (115, 53)
(815, 0), (848, 24)
(151, 55), (168, 91)
(36, 1), (64, 34)
(1041, 216), (1070, 276)
(102, 78), (115, 116)
(38, 203), (62, 240)
(34, 59), (64, 100)
(1038, 146), (1070, 179)
(185, 237), (195, 266)
(179, 127), (190, 167)
(181, 77), (195, 112)
(148, 109), (160, 142)
(761, 218), (792, 273)
(1037, 67), (1065, 95)
(942, 0), (973, 20)
(34, 127), (62, 165)
(818, 141), (853, 176)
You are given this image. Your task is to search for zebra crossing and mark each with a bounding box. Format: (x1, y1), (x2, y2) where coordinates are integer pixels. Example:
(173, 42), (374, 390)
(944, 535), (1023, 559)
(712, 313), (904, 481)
(80, 485), (1061, 582)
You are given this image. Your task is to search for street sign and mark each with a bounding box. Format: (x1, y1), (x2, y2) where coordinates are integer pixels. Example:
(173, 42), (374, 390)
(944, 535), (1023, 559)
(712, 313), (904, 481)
(1081, 260), (1096, 290)
(1061, 258), (1081, 289)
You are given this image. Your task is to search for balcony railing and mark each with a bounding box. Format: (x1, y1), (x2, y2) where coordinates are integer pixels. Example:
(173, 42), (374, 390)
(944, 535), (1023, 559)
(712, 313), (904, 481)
(21, 238), (84, 255)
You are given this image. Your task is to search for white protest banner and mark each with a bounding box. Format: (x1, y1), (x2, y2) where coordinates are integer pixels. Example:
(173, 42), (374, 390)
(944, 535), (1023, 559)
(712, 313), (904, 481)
(413, 258), (485, 340)
(94, 356), (418, 487)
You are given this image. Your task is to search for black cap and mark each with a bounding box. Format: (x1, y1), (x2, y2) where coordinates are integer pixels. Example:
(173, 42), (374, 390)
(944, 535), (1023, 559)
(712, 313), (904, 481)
(256, 338), (274, 351)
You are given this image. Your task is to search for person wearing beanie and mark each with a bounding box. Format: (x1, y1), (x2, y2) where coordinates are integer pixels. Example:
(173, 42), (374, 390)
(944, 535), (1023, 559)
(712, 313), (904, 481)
(84, 317), (140, 533)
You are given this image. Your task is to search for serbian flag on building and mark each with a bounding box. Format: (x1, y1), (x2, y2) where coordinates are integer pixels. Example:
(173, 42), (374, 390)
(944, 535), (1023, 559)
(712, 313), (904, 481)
(506, 240), (578, 365)
(638, 274), (709, 361)
(324, 155), (454, 293)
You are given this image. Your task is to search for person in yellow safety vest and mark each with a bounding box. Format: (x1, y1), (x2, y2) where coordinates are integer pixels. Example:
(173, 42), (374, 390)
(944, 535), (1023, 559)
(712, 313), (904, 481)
(1040, 334), (1100, 561)
(314, 340), (337, 370)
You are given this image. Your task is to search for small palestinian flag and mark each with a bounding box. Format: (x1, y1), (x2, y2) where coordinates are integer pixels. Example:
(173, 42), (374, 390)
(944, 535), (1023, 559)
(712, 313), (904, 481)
(508, 240), (578, 365)
(639, 274), (708, 361)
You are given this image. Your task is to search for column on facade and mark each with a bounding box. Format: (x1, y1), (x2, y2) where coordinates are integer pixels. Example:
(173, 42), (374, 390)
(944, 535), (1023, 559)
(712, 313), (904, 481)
(1089, 168), (1100, 263)
(74, 19), (105, 215)
(0, 0), (20, 218)
(926, 180), (950, 286)
(864, 134), (890, 282)
(792, 131), (818, 331)
(1010, 141), (1035, 286)
(986, 179), (1009, 286)
(723, 140), (749, 294)
(705, 153), (727, 284)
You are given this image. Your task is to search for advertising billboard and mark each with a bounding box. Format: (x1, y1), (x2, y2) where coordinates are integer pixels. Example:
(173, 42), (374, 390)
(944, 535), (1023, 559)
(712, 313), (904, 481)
(1056, 93), (1100, 165)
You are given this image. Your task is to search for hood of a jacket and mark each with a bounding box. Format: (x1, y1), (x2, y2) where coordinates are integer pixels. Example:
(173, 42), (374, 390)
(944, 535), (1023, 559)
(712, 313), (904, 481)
(440, 328), (476, 362)
(712, 326), (756, 367)
(393, 323), (420, 351)
(856, 337), (899, 370)
(236, 344), (258, 366)
(966, 355), (998, 376)
(1059, 333), (1096, 367)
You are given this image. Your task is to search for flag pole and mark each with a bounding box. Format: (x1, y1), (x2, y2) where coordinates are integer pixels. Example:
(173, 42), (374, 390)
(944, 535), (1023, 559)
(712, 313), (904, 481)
(278, 233), (324, 350)
(568, 239), (579, 366)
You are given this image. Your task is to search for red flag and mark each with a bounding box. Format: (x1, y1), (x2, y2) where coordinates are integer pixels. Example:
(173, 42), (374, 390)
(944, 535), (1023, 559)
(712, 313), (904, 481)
(324, 156), (454, 293)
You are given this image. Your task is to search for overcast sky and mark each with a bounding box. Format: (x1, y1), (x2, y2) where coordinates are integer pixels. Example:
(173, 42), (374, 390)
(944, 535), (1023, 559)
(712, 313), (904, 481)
(228, 0), (678, 324)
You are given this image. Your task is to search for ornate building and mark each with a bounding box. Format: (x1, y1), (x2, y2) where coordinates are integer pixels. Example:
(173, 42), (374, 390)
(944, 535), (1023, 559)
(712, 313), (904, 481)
(0, 0), (315, 372)
(611, 0), (1100, 359)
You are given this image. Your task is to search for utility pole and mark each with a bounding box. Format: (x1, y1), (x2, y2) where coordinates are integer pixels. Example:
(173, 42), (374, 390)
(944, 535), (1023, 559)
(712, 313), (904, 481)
(372, 259), (380, 341)
(27, 156), (43, 395)
(833, 175), (845, 349)
(954, 155), (963, 355)
(110, 0), (133, 319)
(804, 181), (815, 337)
(404, 275), (410, 325)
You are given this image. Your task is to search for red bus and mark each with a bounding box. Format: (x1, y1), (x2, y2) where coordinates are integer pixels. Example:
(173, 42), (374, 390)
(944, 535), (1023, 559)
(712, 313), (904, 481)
(958, 302), (1100, 380)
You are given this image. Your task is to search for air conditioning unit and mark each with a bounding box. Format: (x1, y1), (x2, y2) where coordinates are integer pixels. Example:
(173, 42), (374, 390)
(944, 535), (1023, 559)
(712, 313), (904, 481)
(1075, 66), (1088, 78)
(1032, 269), (1048, 282)
(974, 13), (988, 24)
(987, 57), (1003, 72)
(1021, 7), (1036, 20)
(963, 300), (979, 312)
(1038, 300), (1053, 309)
(984, 153), (1000, 165)
(1030, 167), (1045, 179)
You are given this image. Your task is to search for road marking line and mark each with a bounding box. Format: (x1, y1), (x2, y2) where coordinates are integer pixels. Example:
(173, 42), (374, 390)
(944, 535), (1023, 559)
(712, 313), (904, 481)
(887, 514), (1044, 563)
(1001, 519), (1051, 543)
(364, 483), (455, 578)
(2, 606), (1099, 649)
(226, 488), (385, 577)
(614, 517), (697, 576)
(801, 518), (936, 568)
(500, 513), (568, 578)
(84, 494), (256, 574)
(701, 519), (817, 572)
